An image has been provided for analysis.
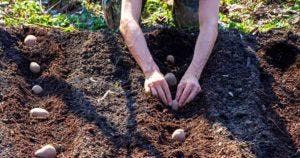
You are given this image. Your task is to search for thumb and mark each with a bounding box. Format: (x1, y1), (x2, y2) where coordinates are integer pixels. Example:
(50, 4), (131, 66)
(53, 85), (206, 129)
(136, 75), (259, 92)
(144, 80), (151, 93)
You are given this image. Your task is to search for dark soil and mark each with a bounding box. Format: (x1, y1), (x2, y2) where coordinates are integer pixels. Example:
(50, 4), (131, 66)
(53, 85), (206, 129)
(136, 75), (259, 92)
(0, 26), (299, 158)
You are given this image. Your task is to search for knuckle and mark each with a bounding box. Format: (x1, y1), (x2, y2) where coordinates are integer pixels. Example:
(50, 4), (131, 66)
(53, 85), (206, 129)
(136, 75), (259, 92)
(153, 81), (159, 86)
(178, 83), (184, 88)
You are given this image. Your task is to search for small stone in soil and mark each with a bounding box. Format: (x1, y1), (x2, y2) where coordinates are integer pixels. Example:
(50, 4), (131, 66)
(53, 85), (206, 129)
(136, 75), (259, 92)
(30, 108), (49, 119)
(172, 100), (179, 111)
(172, 129), (186, 142)
(32, 85), (43, 94)
(166, 55), (175, 64)
(165, 73), (177, 87)
(24, 35), (37, 46)
(35, 144), (57, 158)
(30, 62), (41, 73)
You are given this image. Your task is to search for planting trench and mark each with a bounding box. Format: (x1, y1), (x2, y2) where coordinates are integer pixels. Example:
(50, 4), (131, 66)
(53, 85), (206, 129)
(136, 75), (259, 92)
(0, 27), (299, 157)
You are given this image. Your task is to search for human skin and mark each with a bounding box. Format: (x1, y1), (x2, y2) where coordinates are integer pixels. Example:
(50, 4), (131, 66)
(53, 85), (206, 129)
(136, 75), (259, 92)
(119, 0), (220, 107)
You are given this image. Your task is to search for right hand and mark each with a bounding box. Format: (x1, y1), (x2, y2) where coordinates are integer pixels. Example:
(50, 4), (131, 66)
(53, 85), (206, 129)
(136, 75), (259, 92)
(144, 70), (172, 106)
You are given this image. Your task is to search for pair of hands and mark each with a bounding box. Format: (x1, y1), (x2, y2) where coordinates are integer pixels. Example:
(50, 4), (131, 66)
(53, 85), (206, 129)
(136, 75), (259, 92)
(144, 70), (201, 107)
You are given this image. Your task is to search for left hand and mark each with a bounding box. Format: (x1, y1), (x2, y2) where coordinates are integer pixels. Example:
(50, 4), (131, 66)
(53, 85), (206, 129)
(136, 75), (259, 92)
(175, 74), (201, 107)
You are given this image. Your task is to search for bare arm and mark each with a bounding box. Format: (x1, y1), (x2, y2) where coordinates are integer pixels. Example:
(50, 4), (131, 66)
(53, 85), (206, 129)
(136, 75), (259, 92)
(176, 0), (220, 106)
(119, 0), (172, 105)
(119, 0), (156, 76)
(186, 0), (219, 78)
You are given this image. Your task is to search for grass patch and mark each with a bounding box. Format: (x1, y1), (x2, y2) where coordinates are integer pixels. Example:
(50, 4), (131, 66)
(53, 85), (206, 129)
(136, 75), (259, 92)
(142, 0), (174, 26)
(1, 0), (298, 33)
(2, 0), (106, 32)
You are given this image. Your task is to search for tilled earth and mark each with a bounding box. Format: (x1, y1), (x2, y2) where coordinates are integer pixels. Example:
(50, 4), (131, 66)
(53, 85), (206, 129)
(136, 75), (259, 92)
(0, 26), (299, 158)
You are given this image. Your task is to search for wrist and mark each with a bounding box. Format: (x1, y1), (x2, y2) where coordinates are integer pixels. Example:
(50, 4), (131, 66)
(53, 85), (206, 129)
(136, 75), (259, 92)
(143, 64), (159, 78)
(185, 63), (202, 79)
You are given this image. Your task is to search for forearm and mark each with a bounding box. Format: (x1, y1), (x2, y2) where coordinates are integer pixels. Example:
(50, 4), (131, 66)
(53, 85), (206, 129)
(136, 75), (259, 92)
(120, 19), (158, 77)
(186, 23), (218, 79)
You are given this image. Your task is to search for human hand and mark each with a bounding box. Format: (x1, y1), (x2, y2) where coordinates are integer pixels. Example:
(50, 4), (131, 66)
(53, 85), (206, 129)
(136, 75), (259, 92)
(176, 74), (201, 107)
(144, 70), (172, 105)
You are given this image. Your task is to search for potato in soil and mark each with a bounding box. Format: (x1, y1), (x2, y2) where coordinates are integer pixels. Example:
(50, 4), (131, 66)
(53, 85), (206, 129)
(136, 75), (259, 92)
(30, 62), (41, 73)
(24, 35), (37, 46)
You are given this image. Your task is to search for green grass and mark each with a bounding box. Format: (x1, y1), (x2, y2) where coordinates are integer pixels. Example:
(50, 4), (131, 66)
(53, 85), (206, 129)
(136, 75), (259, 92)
(0, 0), (298, 33)
(2, 0), (106, 32)
(219, 0), (299, 33)
(142, 0), (174, 26)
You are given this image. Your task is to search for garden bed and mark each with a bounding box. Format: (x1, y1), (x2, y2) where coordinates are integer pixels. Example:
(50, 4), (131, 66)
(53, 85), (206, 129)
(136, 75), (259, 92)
(0, 26), (299, 157)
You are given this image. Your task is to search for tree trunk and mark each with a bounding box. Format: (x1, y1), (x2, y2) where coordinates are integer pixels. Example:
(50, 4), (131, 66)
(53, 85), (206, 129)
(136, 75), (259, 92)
(102, 0), (121, 29)
(173, 0), (199, 28)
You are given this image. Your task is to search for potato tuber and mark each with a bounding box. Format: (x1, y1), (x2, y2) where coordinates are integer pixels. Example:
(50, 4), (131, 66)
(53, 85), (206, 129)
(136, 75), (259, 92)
(35, 144), (57, 158)
(32, 85), (43, 94)
(24, 35), (37, 46)
(164, 73), (177, 87)
(166, 55), (175, 64)
(30, 108), (49, 119)
(30, 62), (41, 73)
(172, 129), (186, 142)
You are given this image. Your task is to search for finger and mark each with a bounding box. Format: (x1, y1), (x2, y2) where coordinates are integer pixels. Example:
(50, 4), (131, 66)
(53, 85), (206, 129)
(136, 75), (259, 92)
(156, 86), (168, 105)
(184, 87), (200, 105)
(150, 86), (158, 97)
(162, 80), (172, 105)
(178, 84), (192, 107)
(144, 82), (150, 93)
(176, 83), (184, 101)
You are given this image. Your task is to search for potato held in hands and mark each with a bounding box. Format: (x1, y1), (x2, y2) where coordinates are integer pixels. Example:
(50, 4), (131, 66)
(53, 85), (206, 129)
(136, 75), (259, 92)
(171, 100), (179, 111)
(164, 73), (177, 87)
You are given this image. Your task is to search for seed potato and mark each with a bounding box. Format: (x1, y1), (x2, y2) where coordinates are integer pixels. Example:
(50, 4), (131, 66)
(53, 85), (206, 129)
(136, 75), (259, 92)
(24, 35), (37, 46)
(172, 129), (186, 142)
(164, 73), (177, 87)
(30, 62), (41, 73)
(35, 144), (57, 158)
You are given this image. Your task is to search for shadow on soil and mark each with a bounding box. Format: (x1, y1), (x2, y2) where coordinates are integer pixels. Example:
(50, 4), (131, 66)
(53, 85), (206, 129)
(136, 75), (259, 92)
(1, 28), (162, 156)
(145, 28), (299, 157)
(1, 27), (298, 157)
